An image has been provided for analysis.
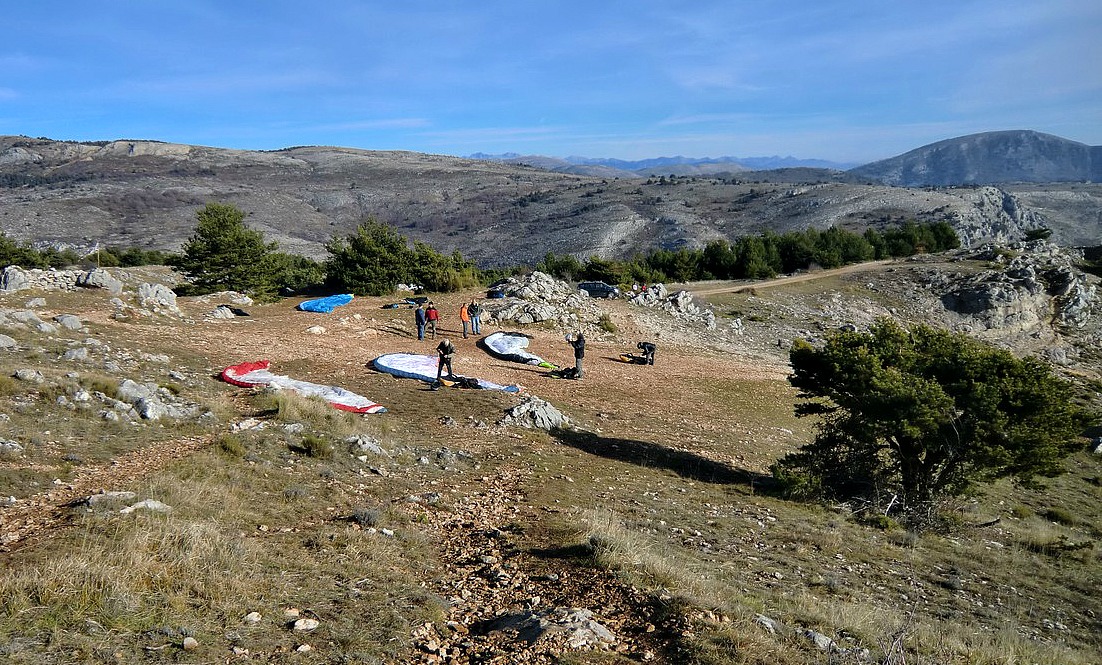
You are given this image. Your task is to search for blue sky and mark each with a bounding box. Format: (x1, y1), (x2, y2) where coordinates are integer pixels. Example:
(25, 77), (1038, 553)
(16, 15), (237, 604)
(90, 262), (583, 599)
(2, 1), (1099, 164)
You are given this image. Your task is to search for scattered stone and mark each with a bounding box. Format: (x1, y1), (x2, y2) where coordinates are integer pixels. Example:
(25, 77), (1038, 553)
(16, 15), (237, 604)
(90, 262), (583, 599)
(13, 368), (44, 383)
(207, 305), (236, 319)
(86, 491), (137, 506)
(54, 314), (83, 330)
(485, 607), (617, 650)
(181, 636), (199, 651)
(243, 611), (262, 624)
(120, 499), (173, 515)
(0, 440), (25, 457)
(483, 271), (599, 329)
(631, 284), (717, 329)
(62, 347), (90, 362)
(0, 334), (16, 350)
(117, 379), (154, 403)
(306, 325), (326, 334)
(755, 614), (783, 634)
(10, 310), (45, 326)
(25, 297), (46, 308)
(802, 628), (836, 651)
(292, 618), (319, 632)
(347, 434), (388, 456)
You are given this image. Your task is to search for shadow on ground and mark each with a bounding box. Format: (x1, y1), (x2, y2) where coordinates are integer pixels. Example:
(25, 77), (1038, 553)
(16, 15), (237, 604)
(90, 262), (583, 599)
(551, 427), (773, 489)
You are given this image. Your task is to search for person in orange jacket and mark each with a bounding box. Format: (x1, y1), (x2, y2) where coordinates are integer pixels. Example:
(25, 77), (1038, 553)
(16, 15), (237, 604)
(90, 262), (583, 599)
(459, 302), (470, 338)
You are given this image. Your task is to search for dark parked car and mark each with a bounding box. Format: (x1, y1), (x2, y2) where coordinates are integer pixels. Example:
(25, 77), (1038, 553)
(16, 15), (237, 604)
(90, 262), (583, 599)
(578, 281), (620, 298)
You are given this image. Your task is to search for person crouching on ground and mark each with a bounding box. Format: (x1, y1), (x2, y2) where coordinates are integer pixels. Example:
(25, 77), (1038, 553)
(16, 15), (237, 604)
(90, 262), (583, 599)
(637, 341), (656, 365)
(436, 338), (456, 380)
(567, 332), (585, 379)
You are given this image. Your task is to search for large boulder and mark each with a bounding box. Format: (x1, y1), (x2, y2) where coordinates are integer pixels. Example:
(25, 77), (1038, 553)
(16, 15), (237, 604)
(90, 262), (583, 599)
(0, 266), (29, 292)
(942, 244), (1097, 334)
(77, 268), (123, 294)
(137, 283), (181, 315)
(500, 396), (568, 430)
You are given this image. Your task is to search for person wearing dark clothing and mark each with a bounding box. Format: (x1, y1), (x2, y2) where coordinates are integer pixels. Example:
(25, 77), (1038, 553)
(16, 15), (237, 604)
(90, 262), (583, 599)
(436, 338), (456, 380)
(469, 300), (482, 335)
(637, 341), (656, 365)
(567, 332), (585, 379)
(414, 304), (427, 341)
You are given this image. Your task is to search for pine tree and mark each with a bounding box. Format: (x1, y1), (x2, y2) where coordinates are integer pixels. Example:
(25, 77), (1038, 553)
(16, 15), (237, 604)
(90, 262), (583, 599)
(177, 203), (277, 294)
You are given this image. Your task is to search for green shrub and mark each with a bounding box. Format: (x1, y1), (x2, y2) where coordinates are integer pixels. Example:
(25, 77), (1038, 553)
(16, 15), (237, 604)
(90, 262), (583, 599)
(1044, 507), (1078, 526)
(215, 434), (246, 459)
(298, 434), (333, 459)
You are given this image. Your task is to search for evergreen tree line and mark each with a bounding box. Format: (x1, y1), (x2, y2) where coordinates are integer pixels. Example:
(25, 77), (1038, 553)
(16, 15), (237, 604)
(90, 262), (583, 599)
(0, 203), (958, 297)
(536, 220), (960, 285)
(0, 236), (176, 270)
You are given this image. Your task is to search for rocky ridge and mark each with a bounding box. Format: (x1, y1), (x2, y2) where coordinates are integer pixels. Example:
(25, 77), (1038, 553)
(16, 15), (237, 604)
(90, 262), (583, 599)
(3, 135), (1100, 267)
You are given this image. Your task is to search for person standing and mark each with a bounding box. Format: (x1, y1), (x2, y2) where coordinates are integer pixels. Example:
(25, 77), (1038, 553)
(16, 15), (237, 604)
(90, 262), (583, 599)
(436, 338), (456, 380)
(459, 302), (470, 339)
(567, 332), (585, 379)
(426, 302), (440, 339)
(469, 300), (482, 335)
(414, 303), (427, 341)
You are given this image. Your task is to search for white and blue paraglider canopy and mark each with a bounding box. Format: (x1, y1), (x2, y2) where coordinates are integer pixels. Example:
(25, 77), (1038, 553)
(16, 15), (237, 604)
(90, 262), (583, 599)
(371, 353), (520, 392)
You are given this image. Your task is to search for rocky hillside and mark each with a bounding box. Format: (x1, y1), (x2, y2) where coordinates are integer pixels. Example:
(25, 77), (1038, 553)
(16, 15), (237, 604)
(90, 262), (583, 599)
(848, 130), (1102, 187)
(1, 135), (1100, 268)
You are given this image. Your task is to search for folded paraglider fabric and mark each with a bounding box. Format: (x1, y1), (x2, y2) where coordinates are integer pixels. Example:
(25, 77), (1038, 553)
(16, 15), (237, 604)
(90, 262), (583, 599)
(221, 360), (386, 413)
(297, 294), (353, 313)
(371, 353), (520, 392)
(480, 331), (556, 368)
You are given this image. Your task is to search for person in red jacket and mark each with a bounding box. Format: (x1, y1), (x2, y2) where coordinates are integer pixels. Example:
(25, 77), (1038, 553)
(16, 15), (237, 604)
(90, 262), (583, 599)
(425, 302), (440, 339)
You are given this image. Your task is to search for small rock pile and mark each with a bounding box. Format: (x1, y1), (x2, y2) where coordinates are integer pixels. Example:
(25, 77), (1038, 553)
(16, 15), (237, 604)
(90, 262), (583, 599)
(483, 271), (601, 328)
(629, 284), (716, 329)
(1, 266), (127, 294)
(482, 272), (603, 330)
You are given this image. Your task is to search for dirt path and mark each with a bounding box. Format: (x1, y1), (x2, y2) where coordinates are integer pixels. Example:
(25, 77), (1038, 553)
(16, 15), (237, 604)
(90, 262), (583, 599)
(683, 259), (895, 296)
(0, 435), (211, 552)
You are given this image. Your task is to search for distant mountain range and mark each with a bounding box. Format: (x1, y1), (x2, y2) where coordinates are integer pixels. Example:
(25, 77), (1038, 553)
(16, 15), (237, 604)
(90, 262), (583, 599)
(467, 153), (858, 177)
(1, 130), (1099, 268)
(472, 130), (1101, 186)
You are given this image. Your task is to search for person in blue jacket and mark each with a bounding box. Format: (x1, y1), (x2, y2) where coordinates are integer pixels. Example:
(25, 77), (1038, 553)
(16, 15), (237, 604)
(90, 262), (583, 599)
(414, 303), (427, 341)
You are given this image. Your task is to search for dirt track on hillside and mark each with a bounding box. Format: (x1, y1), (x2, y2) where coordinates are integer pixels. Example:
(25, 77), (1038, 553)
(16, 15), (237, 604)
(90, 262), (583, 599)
(682, 259), (894, 296)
